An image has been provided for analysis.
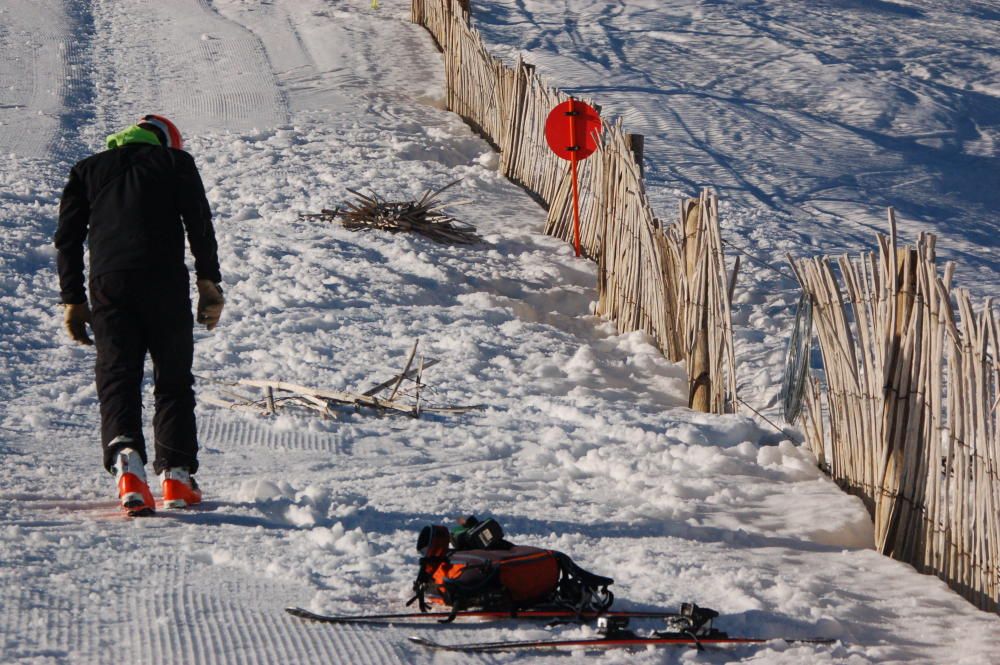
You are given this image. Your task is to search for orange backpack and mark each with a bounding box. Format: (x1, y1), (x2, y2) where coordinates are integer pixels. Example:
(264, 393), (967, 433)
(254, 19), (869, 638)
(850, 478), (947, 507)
(408, 518), (614, 620)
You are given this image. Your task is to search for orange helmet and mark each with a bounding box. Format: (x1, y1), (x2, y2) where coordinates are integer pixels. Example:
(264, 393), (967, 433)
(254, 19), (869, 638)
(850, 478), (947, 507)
(137, 114), (183, 150)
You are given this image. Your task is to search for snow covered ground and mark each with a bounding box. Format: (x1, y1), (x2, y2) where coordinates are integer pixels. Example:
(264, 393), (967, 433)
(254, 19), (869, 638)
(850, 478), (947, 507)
(1, 0), (998, 663)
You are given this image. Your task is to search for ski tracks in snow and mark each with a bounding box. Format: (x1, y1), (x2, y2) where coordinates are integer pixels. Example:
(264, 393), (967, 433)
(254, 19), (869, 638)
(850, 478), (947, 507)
(0, 0), (80, 160)
(83, 0), (288, 141)
(208, 0), (446, 112)
(0, 539), (412, 664)
(0, 411), (423, 664)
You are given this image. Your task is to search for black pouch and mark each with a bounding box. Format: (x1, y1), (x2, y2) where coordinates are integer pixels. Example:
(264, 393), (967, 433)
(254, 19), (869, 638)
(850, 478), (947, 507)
(451, 516), (507, 550)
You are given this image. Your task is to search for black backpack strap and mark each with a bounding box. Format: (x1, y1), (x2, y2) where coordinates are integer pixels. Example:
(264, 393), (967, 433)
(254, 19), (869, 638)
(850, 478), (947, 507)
(409, 525), (453, 613)
(552, 551), (615, 615)
(554, 552), (614, 588)
(407, 557), (433, 612)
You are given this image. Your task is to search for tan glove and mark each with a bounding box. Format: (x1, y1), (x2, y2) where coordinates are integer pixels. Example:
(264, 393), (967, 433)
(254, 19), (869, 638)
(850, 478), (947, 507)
(196, 279), (225, 330)
(63, 302), (93, 345)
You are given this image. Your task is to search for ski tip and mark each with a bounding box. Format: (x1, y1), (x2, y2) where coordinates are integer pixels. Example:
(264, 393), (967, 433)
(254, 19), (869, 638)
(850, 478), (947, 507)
(125, 506), (155, 518)
(285, 607), (317, 620)
(407, 636), (443, 649)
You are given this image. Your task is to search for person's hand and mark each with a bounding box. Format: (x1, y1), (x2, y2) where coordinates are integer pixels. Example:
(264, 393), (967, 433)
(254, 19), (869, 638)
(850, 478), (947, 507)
(63, 302), (93, 345)
(196, 280), (224, 330)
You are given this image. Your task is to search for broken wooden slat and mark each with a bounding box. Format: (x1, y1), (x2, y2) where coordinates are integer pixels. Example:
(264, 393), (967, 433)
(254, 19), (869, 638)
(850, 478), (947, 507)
(389, 340), (420, 402)
(363, 358), (441, 396)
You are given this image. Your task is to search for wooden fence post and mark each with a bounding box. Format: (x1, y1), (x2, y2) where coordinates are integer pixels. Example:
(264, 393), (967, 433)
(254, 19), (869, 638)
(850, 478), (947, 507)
(875, 246), (919, 553)
(500, 59), (532, 180)
(684, 197), (711, 412)
(627, 133), (644, 179)
(446, 1), (454, 80)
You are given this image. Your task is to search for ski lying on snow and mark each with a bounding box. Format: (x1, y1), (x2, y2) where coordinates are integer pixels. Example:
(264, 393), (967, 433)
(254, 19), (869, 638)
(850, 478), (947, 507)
(285, 606), (682, 625)
(122, 502), (215, 519)
(408, 633), (837, 652)
(125, 507), (155, 518)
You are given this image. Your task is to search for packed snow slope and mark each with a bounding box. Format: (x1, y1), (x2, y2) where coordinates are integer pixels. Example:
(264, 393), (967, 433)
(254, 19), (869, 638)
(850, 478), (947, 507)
(0, 1), (998, 664)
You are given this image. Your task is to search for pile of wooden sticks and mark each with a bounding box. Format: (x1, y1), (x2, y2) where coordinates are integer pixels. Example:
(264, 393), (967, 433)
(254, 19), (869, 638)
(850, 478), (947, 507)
(202, 341), (483, 420)
(301, 180), (479, 245)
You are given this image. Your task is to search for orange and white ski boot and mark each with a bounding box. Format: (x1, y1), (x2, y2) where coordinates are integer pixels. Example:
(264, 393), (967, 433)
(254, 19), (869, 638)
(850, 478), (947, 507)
(161, 468), (202, 509)
(113, 446), (155, 516)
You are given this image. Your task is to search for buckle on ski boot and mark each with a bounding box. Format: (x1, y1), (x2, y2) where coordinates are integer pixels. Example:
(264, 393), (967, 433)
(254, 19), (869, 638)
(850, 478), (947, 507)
(664, 602), (720, 636)
(597, 616), (631, 636)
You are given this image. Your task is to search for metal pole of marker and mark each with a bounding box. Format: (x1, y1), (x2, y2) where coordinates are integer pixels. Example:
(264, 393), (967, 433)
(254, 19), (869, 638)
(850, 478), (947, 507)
(566, 97), (583, 257)
(545, 97), (600, 258)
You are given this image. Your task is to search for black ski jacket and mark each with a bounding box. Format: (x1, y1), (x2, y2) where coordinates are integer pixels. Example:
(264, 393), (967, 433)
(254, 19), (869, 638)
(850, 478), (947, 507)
(55, 143), (222, 304)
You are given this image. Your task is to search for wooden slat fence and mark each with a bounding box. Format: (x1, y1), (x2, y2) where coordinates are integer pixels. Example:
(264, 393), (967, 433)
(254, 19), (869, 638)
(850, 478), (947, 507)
(412, 0), (738, 413)
(790, 212), (1000, 611)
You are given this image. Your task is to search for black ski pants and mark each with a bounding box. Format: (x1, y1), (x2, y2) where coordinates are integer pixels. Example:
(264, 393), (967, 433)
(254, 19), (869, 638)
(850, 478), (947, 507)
(90, 270), (199, 475)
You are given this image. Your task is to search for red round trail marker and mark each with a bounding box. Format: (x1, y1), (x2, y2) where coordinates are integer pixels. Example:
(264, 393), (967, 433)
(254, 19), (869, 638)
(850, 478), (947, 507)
(545, 99), (602, 161)
(544, 98), (602, 257)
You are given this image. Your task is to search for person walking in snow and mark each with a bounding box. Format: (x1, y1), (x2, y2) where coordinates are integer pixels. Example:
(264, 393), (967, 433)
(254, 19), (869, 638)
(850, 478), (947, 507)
(54, 114), (225, 516)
